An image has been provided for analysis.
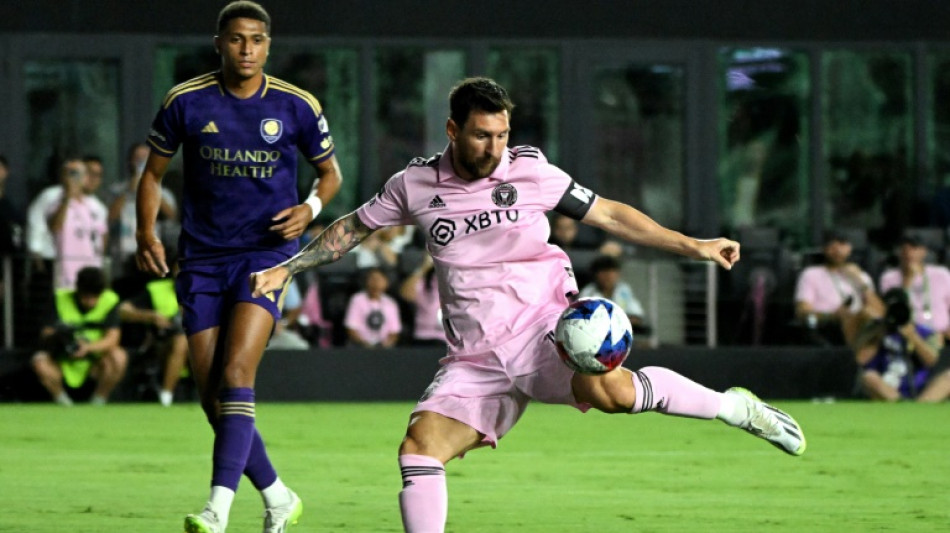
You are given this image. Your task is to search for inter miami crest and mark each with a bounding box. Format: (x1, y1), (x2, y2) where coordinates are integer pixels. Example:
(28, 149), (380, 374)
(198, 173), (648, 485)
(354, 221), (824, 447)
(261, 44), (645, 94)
(260, 119), (283, 144)
(491, 183), (518, 208)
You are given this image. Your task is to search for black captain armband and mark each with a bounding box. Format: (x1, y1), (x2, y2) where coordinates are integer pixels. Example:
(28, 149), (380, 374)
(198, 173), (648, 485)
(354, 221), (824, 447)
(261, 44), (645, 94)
(554, 180), (597, 220)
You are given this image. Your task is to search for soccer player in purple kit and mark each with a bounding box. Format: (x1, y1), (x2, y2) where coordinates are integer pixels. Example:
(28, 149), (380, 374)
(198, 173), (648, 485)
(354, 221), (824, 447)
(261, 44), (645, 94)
(135, 2), (342, 532)
(251, 77), (806, 532)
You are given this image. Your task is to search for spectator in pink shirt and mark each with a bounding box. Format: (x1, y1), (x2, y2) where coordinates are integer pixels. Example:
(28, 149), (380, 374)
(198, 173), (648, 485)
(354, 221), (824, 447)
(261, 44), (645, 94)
(47, 157), (109, 290)
(794, 230), (883, 346)
(344, 267), (402, 348)
(879, 233), (950, 342)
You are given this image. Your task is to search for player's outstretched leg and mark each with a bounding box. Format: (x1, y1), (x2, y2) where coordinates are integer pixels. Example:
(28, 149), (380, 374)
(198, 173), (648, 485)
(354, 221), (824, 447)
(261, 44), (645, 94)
(576, 366), (806, 456)
(626, 367), (807, 456)
(722, 387), (806, 456)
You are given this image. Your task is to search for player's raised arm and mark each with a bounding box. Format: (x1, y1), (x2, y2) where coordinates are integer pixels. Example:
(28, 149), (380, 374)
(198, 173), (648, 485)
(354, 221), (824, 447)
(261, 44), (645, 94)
(251, 211), (375, 297)
(269, 155), (343, 240)
(135, 151), (173, 277)
(581, 196), (740, 270)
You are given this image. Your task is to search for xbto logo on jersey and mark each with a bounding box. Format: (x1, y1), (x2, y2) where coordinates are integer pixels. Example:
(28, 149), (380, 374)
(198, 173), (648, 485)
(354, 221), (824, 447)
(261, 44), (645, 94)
(428, 210), (520, 246)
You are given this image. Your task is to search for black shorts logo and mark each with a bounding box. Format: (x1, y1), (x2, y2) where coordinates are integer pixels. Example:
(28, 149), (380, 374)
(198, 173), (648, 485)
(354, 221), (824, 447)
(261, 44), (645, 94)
(491, 183), (518, 208)
(430, 218), (456, 246)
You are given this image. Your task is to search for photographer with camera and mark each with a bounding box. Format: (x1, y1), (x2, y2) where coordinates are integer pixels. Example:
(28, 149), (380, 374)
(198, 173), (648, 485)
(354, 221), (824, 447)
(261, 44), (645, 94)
(30, 266), (127, 405)
(117, 260), (188, 407)
(854, 288), (950, 402)
(879, 233), (950, 342)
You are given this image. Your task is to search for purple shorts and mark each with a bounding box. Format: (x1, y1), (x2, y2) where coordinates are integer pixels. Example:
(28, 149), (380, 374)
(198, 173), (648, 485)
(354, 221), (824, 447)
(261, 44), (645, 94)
(175, 253), (288, 335)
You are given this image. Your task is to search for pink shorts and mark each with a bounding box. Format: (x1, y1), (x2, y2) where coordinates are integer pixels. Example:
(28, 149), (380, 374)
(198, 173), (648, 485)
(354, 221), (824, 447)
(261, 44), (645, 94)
(414, 315), (590, 447)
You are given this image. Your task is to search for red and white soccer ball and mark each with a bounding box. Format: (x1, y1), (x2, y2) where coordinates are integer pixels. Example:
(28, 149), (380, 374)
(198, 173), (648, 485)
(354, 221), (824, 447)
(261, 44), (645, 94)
(554, 297), (634, 375)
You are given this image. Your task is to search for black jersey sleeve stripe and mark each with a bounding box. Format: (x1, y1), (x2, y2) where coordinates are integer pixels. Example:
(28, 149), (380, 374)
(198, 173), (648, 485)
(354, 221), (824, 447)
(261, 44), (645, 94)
(553, 180), (597, 220)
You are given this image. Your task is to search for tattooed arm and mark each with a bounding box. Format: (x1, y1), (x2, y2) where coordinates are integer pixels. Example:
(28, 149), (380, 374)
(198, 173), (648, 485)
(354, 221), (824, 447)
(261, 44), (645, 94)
(250, 212), (375, 298)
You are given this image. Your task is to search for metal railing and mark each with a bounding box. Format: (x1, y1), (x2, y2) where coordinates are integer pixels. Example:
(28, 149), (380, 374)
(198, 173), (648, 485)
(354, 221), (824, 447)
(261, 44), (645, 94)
(623, 258), (719, 348)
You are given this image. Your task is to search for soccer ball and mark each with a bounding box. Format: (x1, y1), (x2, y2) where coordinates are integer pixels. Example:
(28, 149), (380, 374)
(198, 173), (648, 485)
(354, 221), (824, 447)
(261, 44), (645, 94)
(554, 297), (633, 375)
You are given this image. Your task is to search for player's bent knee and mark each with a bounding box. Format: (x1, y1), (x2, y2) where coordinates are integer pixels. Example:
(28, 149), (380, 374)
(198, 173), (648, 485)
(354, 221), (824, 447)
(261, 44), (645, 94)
(399, 412), (482, 462)
(399, 433), (425, 456)
(221, 364), (256, 387)
(399, 423), (444, 457)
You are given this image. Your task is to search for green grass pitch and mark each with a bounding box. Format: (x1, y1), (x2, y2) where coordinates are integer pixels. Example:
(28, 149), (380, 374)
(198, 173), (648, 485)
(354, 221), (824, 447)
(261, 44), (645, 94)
(2, 401), (948, 532)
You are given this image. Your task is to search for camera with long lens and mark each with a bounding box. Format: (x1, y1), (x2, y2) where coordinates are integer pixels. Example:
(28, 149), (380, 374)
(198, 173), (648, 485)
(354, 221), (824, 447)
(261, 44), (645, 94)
(50, 324), (80, 355)
(881, 288), (912, 333)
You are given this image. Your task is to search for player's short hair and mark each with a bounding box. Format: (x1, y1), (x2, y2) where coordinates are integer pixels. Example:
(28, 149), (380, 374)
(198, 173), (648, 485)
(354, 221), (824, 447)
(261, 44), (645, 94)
(75, 266), (107, 296)
(0, 155), (8, 168)
(449, 77), (515, 129)
(217, 1), (271, 34)
(81, 154), (103, 167)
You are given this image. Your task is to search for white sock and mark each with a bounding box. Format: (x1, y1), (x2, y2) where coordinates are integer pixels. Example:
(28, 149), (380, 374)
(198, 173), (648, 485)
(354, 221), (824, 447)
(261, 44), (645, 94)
(90, 395), (107, 406)
(55, 391), (73, 406)
(261, 478), (291, 508)
(716, 391), (749, 426)
(207, 485), (235, 523)
(159, 389), (173, 407)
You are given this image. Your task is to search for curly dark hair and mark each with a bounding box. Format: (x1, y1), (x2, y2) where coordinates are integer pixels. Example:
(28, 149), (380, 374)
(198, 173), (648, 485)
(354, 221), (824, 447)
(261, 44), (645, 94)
(449, 77), (515, 128)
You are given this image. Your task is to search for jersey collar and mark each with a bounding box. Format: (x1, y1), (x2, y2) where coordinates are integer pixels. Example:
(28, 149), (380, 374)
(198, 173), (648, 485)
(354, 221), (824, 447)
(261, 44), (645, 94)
(217, 71), (268, 100)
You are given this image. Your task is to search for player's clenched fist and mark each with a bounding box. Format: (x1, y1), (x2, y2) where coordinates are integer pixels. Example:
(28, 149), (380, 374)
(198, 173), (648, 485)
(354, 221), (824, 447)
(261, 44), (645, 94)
(250, 265), (290, 298)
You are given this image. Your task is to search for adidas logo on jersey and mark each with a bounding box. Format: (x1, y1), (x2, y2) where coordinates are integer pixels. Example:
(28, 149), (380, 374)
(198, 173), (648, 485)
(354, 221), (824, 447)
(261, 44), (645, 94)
(201, 121), (219, 133)
(428, 195), (446, 209)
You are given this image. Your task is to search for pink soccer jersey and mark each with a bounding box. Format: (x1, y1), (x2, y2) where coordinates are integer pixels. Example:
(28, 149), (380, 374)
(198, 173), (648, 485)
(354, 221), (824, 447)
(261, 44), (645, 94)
(412, 277), (445, 342)
(794, 265), (873, 314)
(49, 196), (108, 289)
(880, 265), (950, 334)
(344, 291), (402, 347)
(356, 144), (598, 362)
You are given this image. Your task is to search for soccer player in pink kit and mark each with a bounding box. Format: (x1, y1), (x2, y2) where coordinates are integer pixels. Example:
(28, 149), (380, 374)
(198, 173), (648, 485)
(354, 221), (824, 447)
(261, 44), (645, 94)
(251, 77), (806, 531)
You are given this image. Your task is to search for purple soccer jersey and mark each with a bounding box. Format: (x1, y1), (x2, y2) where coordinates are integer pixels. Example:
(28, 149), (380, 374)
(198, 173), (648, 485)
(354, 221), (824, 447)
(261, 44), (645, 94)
(148, 72), (335, 263)
(356, 144), (598, 370)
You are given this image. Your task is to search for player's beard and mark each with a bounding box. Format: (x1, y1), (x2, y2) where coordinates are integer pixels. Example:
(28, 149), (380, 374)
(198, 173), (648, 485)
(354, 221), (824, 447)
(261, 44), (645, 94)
(459, 152), (500, 180)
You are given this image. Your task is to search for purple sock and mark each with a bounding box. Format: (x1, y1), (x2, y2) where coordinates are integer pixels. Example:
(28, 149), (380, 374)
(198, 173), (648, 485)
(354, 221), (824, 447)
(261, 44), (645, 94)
(630, 366), (722, 419)
(212, 387), (257, 491)
(244, 429), (278, 491)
